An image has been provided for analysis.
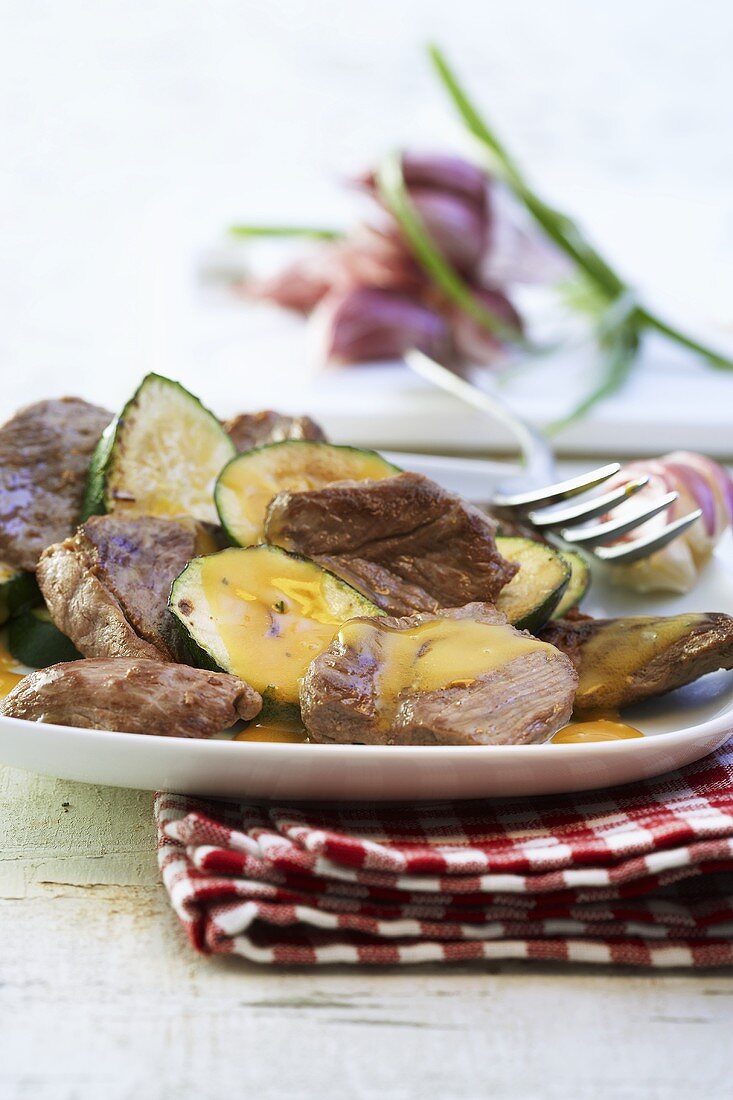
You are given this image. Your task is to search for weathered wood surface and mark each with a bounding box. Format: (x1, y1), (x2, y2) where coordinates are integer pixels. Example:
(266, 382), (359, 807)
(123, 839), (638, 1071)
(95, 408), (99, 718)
(1, 763), (731, 1100)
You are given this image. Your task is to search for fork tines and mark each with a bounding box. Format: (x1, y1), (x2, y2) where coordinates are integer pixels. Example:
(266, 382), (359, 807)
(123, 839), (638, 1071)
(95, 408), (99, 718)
(495, 461), (703, 564)
(492, 462), (622, 511)
(594, 508), (703, 564)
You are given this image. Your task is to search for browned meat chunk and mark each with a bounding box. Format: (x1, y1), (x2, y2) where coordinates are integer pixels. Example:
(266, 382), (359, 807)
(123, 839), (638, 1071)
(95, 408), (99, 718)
(0, 657), (261, 737)
(300, 603), (577, 746)
(540, 612), (733, 714)
(264, 472), (518, 615)
(37, 515), (206, 661)
(0, 398), (112, 571)
(224, 410), (327, 452)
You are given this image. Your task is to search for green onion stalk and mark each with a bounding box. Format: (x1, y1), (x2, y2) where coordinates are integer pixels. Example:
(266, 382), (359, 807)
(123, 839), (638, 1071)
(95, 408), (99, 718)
(427, 43), (733, 425)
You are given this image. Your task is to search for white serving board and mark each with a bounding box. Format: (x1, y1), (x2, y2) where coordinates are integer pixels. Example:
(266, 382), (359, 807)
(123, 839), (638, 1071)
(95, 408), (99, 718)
(177, 287), (733, 460)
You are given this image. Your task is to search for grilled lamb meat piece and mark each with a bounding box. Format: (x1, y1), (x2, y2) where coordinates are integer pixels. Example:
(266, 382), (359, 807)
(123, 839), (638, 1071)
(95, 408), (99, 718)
(225, 410), (327, 452)
(0, 398), (112, 571)
(540, 612), (733, 714)
(0, 658), (261, 736)
(37, 515), (206, 661)
(300, 603), (577, 746)
(265, 472), (518, 614)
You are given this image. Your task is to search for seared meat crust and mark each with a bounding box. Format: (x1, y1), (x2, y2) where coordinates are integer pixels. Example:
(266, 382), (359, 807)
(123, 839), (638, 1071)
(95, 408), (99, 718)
(265, 472), (517, 614)
(0, 657), (261, 737)
(540, 613), (733, 713)
(37, 515), (203, 661)
(301, 603), (577, 746)
(0, 398), (112, 571)
(225, 410), (326, 452)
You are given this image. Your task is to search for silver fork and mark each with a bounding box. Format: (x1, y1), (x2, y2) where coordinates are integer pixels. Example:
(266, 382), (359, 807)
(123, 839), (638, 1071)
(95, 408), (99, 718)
(405, 350), (702, 565)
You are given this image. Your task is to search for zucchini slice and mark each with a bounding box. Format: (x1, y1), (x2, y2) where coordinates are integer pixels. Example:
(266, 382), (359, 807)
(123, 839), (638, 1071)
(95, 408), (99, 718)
(0, 564), (41, 627)
(82, 374), (234, 524)
(495, 537), (570, 632)
(215, 440), (401, 546)
(169, 544), (380, 717)
(552, 551), (591, 619)
(7, 607), (82, 669)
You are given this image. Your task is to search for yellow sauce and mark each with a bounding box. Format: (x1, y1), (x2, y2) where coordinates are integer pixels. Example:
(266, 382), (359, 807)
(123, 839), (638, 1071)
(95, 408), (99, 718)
(195, 548), (363, 704)
(217, 447), (395, 546)
(0, 562), (17, 584)
(338, 617), (552, 725)
(188, 520), (220, 557)
(575, 613), (703, 714)
(235, 717), (308, 744)
(0, 637), (25, 698)
(552, 718), (644, 744)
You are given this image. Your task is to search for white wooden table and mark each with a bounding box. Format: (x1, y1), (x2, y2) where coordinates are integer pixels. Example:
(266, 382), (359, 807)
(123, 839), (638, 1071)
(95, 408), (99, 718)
(3, 461), (731, 1098)
(1, 763), (731, 1100)
(2, 5), (733, 1094)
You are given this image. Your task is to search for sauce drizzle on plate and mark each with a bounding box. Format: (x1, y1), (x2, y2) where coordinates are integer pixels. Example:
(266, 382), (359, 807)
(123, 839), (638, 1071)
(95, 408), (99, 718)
(552, 717), (644, 744)
(235, 717), (308, 744)
(0, 637), (25, 698)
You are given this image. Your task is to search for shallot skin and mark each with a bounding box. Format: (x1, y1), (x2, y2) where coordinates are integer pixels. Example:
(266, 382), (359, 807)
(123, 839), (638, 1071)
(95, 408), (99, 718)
(311, 286), (453, 365)
(242, 151), (526, 370)
(604, 451), (733, 594)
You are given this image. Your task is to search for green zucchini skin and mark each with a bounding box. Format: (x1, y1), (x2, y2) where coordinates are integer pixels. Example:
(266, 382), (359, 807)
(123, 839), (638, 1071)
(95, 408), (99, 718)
(495, 536), (571, 633)
(215, 440), (402, 547)
(168, 556), (233, 676)
(81, 373), (234, 523)
(163, 640), (302, 724)
(0, 569), (41, 627)
(168, 613), (224, 676)
(8, 608), (82, 669)
(81, 419), (117, 521)
(552, 551), (591, 619)
(258, 689), (304, 726)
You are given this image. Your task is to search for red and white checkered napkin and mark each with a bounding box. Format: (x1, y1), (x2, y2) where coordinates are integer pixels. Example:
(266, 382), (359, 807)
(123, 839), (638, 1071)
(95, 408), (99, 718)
(156, 740), (733, 967)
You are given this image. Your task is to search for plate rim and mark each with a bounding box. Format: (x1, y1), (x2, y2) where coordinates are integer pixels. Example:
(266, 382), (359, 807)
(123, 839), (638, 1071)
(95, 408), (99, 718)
(1, 450), (732, 788)
(0, 704), (730, 759)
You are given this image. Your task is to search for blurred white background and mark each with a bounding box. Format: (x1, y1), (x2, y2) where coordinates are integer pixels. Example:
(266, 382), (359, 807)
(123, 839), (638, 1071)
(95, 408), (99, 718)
(2, 0), (733, 451)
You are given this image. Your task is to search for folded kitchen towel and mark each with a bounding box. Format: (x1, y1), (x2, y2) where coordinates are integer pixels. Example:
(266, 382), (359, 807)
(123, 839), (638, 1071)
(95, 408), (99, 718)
(155, 739), (733, 967)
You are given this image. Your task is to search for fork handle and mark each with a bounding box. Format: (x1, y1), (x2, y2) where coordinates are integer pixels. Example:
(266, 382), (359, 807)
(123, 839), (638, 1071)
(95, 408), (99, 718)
(405, 350), (556, 493)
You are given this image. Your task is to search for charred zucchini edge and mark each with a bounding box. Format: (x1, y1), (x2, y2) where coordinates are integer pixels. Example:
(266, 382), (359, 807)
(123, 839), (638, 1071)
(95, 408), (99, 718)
(215, 440), (402, 547)
(81, 373), (234, 523)
(495, 537), (571, 632)
(168, 544), (382, 719)
(0, 566), (41, 627)
(7, 607), (82, 669)
(552, 551), (591, 619)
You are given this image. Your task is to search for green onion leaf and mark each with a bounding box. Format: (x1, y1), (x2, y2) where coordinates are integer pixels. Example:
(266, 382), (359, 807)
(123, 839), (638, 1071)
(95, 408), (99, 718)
(549, 322), (640, 434)
(428, 44), (626, 299)
(229, 225), (343, 241)
(428, 40), (733, 401)
(637, 307), (733, 371)
(376, 152), (528, 347)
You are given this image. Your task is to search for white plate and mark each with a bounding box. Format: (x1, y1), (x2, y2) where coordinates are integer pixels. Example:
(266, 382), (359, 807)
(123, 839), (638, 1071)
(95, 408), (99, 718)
(1, 454), (732, 801)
